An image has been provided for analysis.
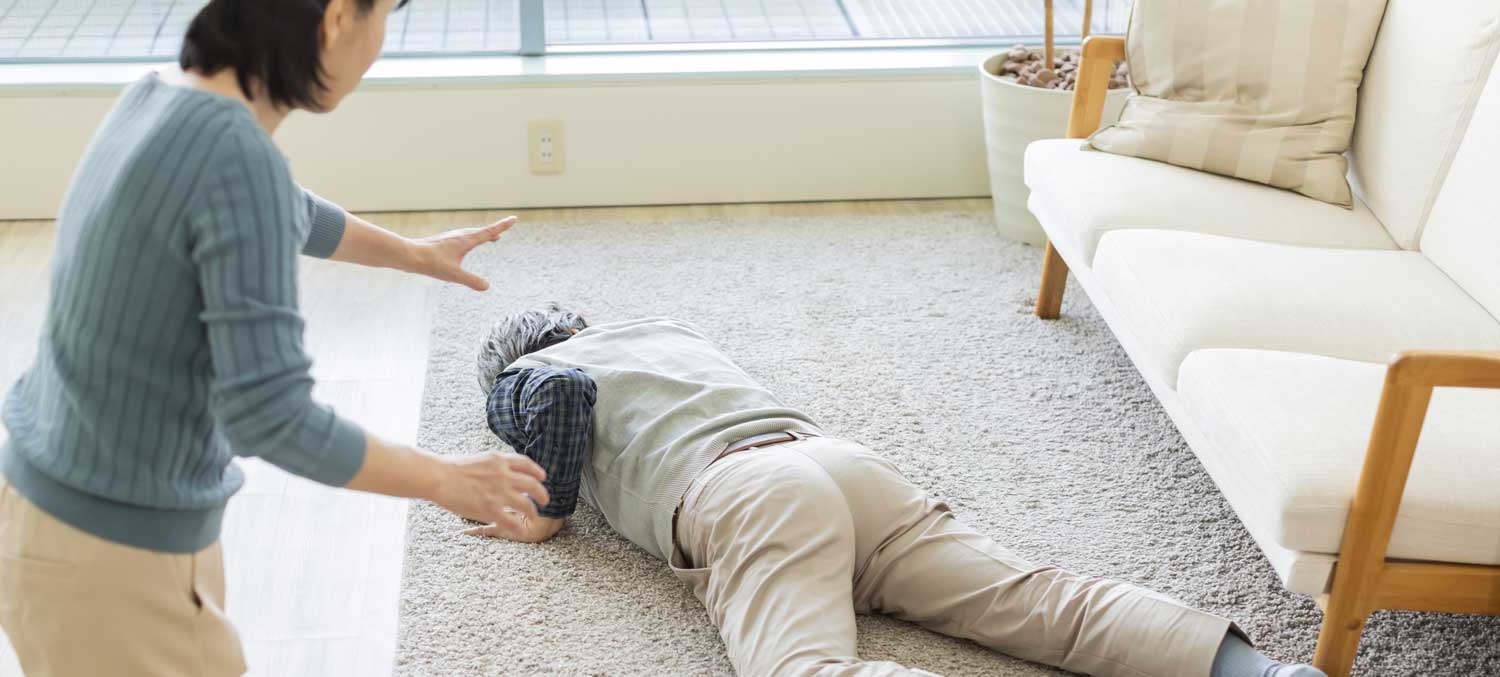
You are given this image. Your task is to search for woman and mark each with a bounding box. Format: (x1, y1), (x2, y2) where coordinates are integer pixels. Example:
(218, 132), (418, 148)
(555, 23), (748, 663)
(0, 1), (544, 674)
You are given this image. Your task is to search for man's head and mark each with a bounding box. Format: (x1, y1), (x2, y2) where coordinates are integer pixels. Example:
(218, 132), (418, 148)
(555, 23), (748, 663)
(477, 303), (589, 394)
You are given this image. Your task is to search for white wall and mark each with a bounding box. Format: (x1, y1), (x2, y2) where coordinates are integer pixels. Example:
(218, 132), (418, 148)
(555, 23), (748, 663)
(0, 72), (989, 220)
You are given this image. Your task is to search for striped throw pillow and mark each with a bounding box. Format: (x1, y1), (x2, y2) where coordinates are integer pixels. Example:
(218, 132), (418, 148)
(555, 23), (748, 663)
(1087, 0), (1389, 207)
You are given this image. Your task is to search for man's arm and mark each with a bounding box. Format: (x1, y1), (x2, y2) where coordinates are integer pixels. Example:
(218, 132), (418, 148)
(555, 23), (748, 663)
(469, 366), (597, 542)
(299, 187), (517, 291)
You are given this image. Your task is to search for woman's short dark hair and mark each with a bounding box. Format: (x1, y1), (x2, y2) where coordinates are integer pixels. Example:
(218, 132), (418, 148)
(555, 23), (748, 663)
(179, 0), (408, 111)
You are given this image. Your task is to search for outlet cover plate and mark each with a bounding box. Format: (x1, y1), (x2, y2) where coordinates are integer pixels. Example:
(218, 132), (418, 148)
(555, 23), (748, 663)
(528, 120), (564, 175)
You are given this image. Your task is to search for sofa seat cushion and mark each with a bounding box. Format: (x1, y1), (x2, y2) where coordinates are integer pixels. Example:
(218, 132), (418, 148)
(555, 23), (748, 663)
(1092, 229), (1500, 386)
(1177, 349), (1500, 565)
(1023, 139), (1396, 265)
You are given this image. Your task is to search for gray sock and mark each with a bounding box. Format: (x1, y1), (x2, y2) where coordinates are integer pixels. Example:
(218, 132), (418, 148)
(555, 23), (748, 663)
(1210, 632), (1327, 677)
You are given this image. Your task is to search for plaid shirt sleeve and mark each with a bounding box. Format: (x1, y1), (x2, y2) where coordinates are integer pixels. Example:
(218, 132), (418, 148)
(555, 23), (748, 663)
(486, 366), (597, 519)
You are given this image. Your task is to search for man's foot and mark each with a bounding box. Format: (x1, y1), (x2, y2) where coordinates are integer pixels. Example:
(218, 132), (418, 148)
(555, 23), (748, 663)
(1210, 632), (1327, 677)
(1265, 664), (1327, 677)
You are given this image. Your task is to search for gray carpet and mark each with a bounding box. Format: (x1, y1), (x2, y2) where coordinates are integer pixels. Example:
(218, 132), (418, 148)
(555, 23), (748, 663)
(395, 211), (1500, 676)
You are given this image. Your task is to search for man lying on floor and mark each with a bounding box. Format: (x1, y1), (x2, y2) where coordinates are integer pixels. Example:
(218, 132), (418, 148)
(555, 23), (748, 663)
(470, 304), (1323, 677)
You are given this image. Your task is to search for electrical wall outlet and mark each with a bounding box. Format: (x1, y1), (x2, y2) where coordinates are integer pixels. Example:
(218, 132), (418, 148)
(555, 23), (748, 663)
(528, 120), (564, 175)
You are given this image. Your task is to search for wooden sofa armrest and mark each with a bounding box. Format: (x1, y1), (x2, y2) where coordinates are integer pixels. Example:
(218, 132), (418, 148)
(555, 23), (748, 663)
(1388, 350), (1500, 388)
(1315, 350), (1500, 675)
(1065, 35), (1127, 140)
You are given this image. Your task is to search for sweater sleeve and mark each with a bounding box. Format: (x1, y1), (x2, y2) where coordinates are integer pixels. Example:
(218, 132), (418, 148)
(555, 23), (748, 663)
(190, 130), (367, 486)
(299, 187), (347, 259)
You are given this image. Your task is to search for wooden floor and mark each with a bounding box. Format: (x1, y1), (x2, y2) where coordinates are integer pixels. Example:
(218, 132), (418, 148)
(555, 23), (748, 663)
(0, 198), (990, 676)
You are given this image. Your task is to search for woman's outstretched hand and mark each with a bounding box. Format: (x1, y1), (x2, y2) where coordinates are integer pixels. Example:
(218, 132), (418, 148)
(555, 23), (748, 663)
(410, 216), (518, 291)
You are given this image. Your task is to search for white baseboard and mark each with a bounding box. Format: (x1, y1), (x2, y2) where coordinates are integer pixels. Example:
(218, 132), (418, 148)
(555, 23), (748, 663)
(0, 54), (996, 220)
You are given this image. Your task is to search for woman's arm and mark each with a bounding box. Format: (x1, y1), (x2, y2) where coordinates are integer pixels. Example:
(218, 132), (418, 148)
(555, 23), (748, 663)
(301, 187), (516, 291)
(194, 138), (370, 486)
(193, 141), (546, 526)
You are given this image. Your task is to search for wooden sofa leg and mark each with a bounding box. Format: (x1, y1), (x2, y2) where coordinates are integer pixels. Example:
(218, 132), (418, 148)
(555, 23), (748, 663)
(1036, 241), (1069, 319)
(1313, 583), (1368, 677)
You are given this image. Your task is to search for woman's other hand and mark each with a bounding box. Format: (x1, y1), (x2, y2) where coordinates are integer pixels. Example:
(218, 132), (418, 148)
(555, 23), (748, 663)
(433, 451), (550, 524)
(410, 217), (518, 291)
(344, 437), (549, 527)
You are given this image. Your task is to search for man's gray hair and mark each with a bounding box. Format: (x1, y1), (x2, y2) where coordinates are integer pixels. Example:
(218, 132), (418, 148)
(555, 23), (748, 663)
(476, 302), (589, 394)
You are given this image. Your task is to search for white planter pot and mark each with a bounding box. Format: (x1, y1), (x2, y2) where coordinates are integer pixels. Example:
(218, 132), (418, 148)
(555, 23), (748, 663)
(979, 53), (1129, 246)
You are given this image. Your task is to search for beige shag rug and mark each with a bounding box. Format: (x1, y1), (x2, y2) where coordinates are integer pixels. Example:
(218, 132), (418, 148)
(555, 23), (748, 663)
(396, 212), (1500, 676)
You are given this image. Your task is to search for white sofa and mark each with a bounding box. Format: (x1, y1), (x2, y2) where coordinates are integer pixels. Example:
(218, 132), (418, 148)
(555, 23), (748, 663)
(1021, 2), (1500, 675)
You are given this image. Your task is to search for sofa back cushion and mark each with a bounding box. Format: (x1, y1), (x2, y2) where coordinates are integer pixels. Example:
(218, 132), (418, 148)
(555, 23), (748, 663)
(1087, 0), (1387, 208)
(1348, 0), (1500, 248)
(1420, 55), (1500, 320)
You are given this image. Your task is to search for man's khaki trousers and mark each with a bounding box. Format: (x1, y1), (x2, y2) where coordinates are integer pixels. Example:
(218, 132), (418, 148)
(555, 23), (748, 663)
(671, 436), (1232, 677)
(0, 476), (246, 676)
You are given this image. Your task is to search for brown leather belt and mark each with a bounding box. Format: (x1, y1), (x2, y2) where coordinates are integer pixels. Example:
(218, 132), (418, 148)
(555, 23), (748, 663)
(713, 430), (818, 464)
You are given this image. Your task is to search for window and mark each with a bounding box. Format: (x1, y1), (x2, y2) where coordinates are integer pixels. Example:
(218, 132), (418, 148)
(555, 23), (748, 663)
(0, 0), (1132, 62)
(545, 0), (1131, 48)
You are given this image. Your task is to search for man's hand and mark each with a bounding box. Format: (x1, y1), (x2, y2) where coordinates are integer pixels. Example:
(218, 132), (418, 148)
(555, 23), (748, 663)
(465, 510), (565, 544)
(431, 451), (550, 526)
(409, 216), (518, 291)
